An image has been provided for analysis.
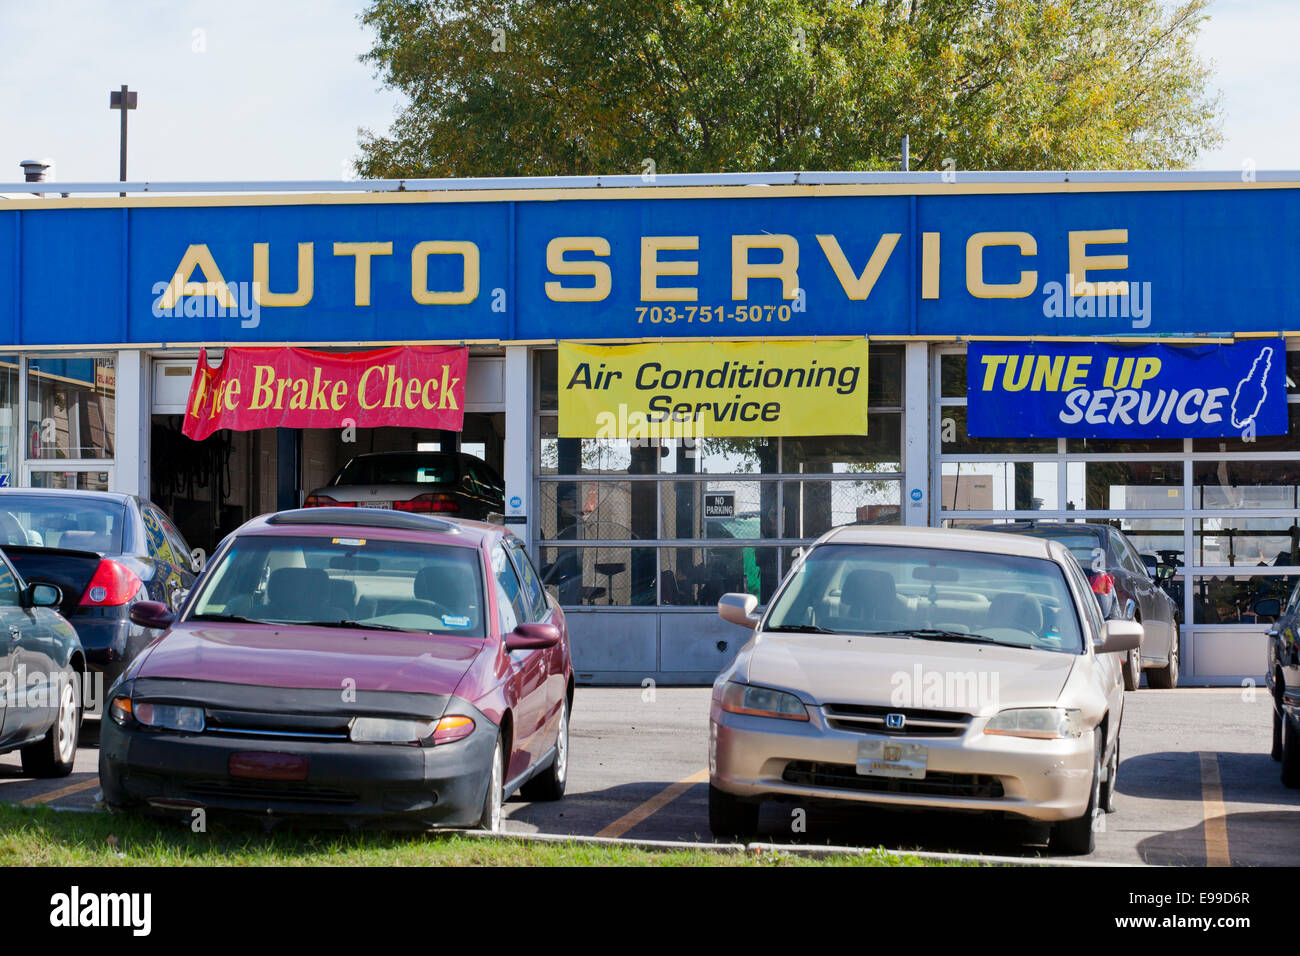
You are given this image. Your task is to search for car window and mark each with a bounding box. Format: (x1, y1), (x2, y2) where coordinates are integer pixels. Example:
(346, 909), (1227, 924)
(492, 545), (530, 631)
(0, 495), (126, 552)
(1063, 554), (1105, 639)
(189, 534), (486, 636)
(158, 510), (194, 571)
(509, 541), (549, 620)
(0, 554), (21, 607)
(333, 454), (458, 486)
(1120, 538), (1148, 579)
(764, 542), (1085, 653)
(143, 505), (179, 566)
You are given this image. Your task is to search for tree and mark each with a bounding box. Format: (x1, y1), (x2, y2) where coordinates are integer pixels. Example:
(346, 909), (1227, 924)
(356, 0), (1222, 177)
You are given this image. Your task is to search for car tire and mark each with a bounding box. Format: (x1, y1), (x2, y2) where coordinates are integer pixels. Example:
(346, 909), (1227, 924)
(1273, 687), (1284, 761)
(1147, 625), (1179, 689)
(1101, 732), (1120, 813)
(478, 734), (506, 832)
(21, 670), (81, 779)
(708, 785), (759, 840)
(520, 699), (568, 802)
(1122, 647), (1141, 692)
(1049, 733), (1101, 855)
(1282, 714), (1300, 789)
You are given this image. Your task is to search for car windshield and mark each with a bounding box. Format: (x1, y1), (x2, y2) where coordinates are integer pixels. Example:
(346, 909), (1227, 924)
(0, 494), (126, 553)
(189, 534), (486, 637)
(764, 543), (1084, 653)
(332, 454), (458, 486)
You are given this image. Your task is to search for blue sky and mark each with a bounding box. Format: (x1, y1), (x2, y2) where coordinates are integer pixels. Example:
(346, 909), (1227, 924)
(0, 0), (1295, 183)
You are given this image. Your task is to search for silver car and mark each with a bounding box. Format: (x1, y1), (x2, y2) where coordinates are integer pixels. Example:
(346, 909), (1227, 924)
(304, 451), (504, 519)
(709, 525), (1140, 854)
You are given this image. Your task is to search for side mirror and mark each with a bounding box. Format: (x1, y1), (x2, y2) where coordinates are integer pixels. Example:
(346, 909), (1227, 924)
(130, 600), (175, 630)
(1253, 597), (1282, 620)
(23, 583), (62, 608)
(718, 592), (760, 629)
(1095, 619), (1142, 654)
(505, 621), (560, 651)
(1155, 564), (1176, 583)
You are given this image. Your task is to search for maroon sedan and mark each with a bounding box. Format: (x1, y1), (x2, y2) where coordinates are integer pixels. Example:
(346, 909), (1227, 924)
(98, 508), (573, 830)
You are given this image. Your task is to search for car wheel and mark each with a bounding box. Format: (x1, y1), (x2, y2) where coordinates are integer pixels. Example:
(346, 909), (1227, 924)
(1273, 697), (1284, 761)
(521, 699), (568, 801)
(1049, 733), (1101, 855)
(478, 734), (506, 832)
(1282, 714), (1300, 789)
(1122, 647), (1141, 692)
(1147, 625), (1179, 689)
(1101, 732), (1120, 813)
(708, 785), (759, 840)
(21, 671), (81, 779)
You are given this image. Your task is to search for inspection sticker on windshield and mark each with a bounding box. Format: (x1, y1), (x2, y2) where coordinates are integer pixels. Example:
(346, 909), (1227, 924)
(857, 739), (927, 779)
(331, 538), (366, 546)
(441, 615), (471, 628)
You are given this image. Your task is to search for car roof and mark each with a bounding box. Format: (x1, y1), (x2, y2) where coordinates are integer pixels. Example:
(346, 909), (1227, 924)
(976, 521), (1110, 541)
(234, 507), (504, 547)
(820, 524), (1066, 561)
(0, 488), (136, 506)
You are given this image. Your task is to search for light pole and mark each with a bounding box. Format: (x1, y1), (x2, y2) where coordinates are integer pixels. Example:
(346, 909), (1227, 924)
(109, 85), (137, 196)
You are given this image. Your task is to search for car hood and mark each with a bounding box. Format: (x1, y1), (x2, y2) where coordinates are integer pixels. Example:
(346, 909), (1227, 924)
(135, 622), (483, 696)
(744, 632), (1078, 716)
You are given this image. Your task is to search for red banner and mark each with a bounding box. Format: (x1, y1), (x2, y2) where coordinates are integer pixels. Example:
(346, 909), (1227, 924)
(182, 346), (468, 440)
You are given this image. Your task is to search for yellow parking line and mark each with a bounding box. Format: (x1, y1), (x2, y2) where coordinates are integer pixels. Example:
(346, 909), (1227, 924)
(1199, 752), (1230, 867)
(596, 769), (709, 839)
(19, 777), (99, 806)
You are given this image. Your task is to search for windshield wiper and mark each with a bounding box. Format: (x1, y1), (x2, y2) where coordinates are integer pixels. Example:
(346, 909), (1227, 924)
(869, 628), (1002, 644)
(765, 623), (839, 634)
(294, 620), (418, 633)
(189, 612), (256, 624)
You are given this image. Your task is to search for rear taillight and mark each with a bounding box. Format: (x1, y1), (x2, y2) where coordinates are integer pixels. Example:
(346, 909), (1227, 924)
(394, 493), (460, 513)
(1090, 573), (1115, 596)
(303, 495), (356, 508)
(80, 559), (143, 606)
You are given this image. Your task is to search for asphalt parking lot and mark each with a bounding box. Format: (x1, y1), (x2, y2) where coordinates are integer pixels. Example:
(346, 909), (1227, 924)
(3, 685), (1297, 864)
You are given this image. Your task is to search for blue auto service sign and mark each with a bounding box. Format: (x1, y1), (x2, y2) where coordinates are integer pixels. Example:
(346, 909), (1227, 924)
(966, 340), (1288, 439)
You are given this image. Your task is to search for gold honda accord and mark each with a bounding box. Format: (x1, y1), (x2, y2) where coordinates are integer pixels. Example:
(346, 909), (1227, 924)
(709, 525), (1141, 854)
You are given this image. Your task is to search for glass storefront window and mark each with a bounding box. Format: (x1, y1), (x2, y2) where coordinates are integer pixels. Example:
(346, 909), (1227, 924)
(1065, 436), (1185, 454)
(661, 481), (773, 540)
(867, 347), (903, 407)
(1190, 573), (1291, 625)
(539, 546), (657, 606)
(27, 469), (111, 491)
(1195, 517), (1300, 567)
(785, 422), (901, 473)
(27, 355), (116, 460)
(938, 406), (1057, 455)
(939, 353), (966, 399)
(661, 437), (779, 474)
(1191, 404), (1300, 453)
(538, 480), (655, 540)
(1193, 459), (1300, 510)
(1109, 518), (1185, 568)
(940, 461), (1058, 511)
(539, 418), (663, 475)
(1066, 461), (1183, 510)
(782, 479), (901, 537)
(0, 356), (17, 481)
(660, 545), (780, 606)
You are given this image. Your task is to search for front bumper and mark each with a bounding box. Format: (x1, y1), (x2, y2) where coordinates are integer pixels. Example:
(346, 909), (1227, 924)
(710, 700), (1096, 823)
(99, 695), (497, 828)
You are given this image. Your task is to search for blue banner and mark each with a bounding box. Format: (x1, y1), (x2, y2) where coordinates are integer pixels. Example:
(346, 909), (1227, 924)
(966, 340), (1289, 439)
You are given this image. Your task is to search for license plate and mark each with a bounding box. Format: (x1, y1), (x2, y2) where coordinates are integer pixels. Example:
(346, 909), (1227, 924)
(856, 739), (927, 779)
(370, 501), (393, 510)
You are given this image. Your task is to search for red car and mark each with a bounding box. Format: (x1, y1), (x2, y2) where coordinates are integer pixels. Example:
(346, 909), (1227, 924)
(98, 508), (572, 830)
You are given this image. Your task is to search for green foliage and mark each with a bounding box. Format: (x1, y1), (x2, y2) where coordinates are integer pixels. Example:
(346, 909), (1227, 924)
(356, 0), (1222, 177)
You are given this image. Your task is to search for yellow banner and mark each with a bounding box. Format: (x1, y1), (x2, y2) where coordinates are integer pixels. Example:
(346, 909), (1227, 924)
(558, 339), (869, 438)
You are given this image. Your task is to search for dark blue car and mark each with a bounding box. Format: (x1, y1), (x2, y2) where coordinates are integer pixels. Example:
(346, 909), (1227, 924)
(0, 490), (198, 712)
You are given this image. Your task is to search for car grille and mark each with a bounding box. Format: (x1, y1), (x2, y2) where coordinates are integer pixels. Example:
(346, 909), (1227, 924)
(203, 709), (352, 741)
(822, 703), (970, 737)
(781, 761), (1004, 799)
(188, 780), (359, 806)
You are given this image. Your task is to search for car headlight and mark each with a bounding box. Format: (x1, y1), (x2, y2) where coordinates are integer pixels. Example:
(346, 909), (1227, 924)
(133, 701), (205, 732)
(720, 681), (809, 721)
(349, 717), (437, 743)
(984, 707), (1085, 740)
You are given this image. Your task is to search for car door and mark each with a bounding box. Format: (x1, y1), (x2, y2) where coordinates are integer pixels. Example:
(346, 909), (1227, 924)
(0, 551), (57, 740)
(0, 556), (21, 744)
(1119, 535), (1174, 663)
(1064, 554), (1124, 746)
(508, 538), (565, 720)
(492, 544), (547, 779)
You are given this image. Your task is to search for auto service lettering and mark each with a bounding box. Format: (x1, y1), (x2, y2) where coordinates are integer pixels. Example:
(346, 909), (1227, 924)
(966, 340), (1287, 439)
(558, 339), (868, 438)
(182, 345), (467, 440)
